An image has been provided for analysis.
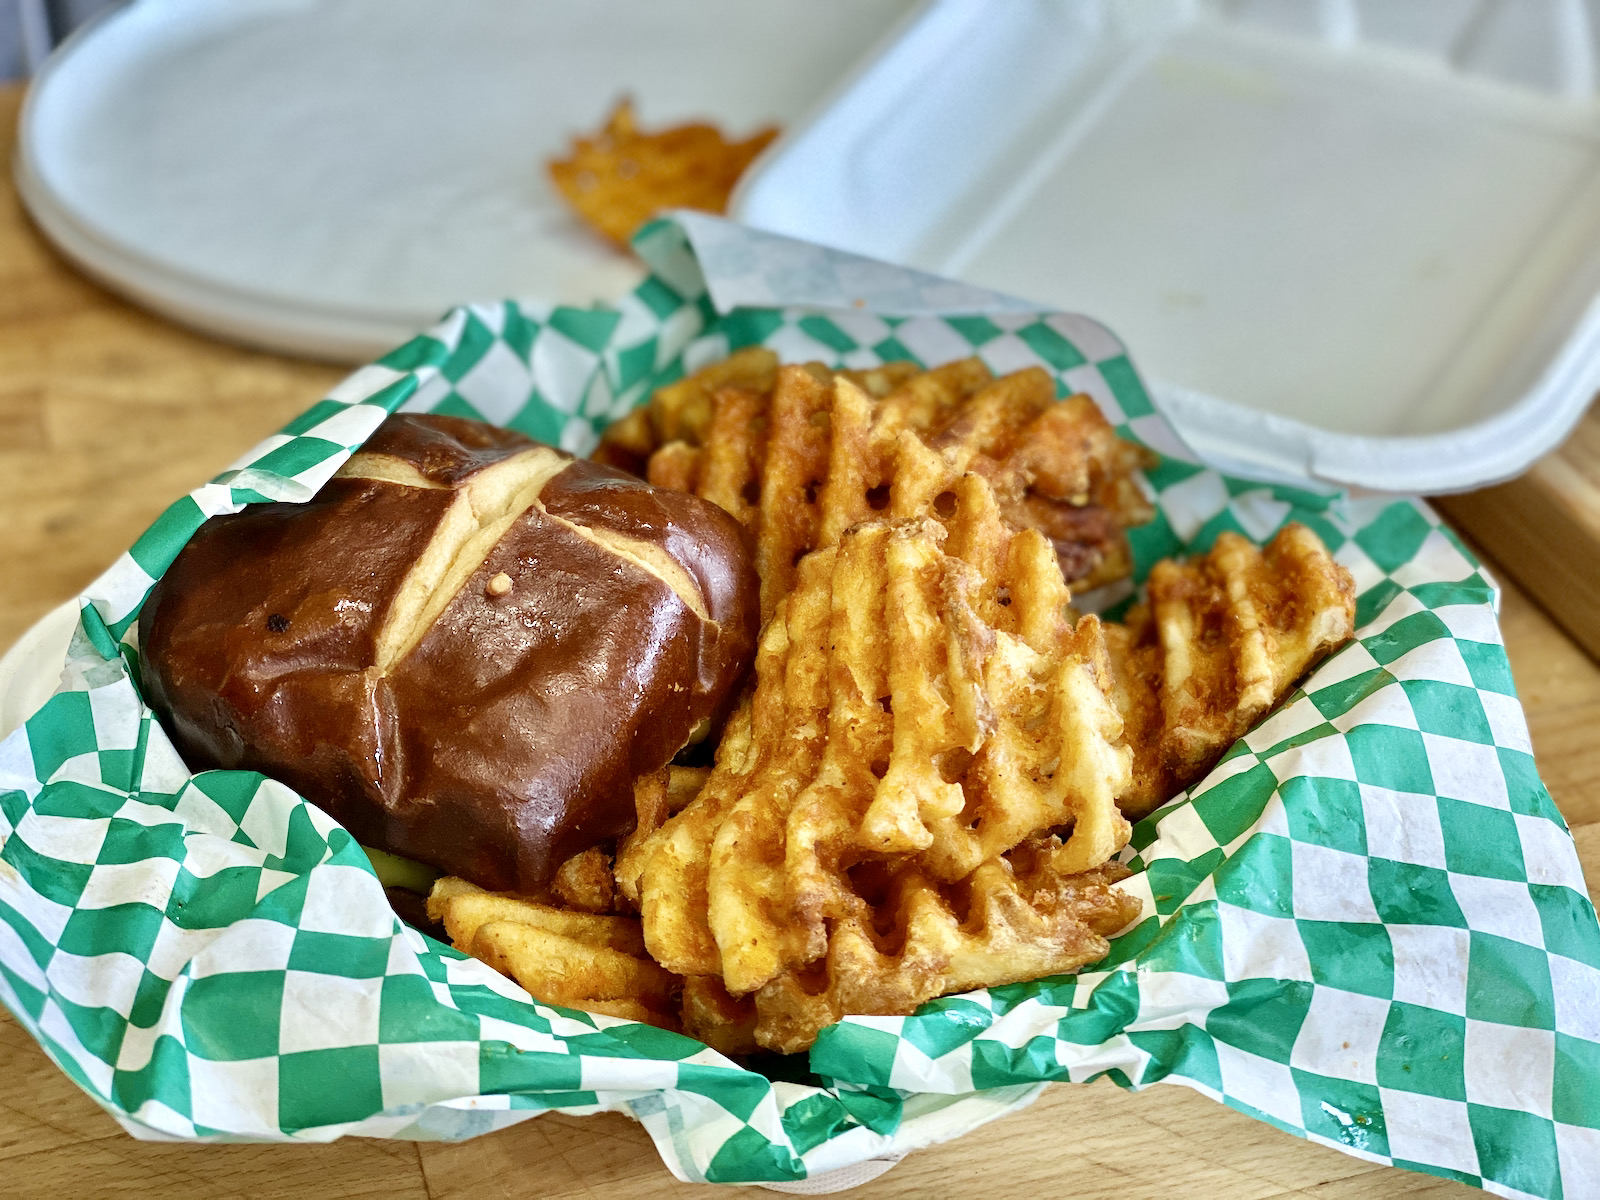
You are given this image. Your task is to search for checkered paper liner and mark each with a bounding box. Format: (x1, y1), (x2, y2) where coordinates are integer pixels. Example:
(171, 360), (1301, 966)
(0, 219), (1596, 1196)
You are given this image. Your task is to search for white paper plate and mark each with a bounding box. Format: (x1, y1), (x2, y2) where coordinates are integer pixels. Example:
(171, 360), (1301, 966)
(736, 0), (1600, 494)
(14, 0), (915, 361)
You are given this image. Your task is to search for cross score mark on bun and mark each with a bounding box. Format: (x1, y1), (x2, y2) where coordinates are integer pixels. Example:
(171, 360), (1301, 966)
(336, 447), (714, 673)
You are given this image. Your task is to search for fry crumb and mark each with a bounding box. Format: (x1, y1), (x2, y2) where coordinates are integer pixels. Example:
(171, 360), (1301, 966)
(487, 572), (513, 597)
(547, 99), (778, 246)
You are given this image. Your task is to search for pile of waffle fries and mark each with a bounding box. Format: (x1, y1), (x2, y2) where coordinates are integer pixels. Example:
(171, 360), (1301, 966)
(430, 353), (1357, 1054)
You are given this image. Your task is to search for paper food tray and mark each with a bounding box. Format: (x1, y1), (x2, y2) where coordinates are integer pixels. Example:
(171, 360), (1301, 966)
(0, 217), (1596, 1197)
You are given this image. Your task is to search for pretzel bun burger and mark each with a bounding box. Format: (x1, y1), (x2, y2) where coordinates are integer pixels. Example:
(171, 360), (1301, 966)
(139, 413), (759, 893)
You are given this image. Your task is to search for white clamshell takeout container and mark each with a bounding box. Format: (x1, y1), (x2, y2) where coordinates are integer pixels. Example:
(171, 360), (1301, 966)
(736, 0), (1600, 496)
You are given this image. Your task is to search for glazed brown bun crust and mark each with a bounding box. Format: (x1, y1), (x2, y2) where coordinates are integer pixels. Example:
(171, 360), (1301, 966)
(140, 413), (758, 892)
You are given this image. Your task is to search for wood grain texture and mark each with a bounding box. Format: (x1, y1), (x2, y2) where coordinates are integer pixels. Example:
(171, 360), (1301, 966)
(1434, 405), (1600, 665)
(0, 84), (345, 655)
(0, 81), (1594, 1199)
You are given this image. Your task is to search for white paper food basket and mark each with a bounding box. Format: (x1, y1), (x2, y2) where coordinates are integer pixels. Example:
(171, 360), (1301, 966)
(0, 218), (1596, 1197)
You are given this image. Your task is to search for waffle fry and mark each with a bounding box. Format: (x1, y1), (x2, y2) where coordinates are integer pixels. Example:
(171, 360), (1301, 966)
(551, 847), (616, 914)
(594, 347), (779, 479)
(628, 703), (760, 977)
(428, 878), (679, 1028)
(754, 365), (834, 616)
(656, 347), (781, 446)
(614, 764), (710, 910)
(1107, 524), (1357, 818)
(582, 356), (1355, 1055)
(753, 859), (1138, 1055)
(630, 544), (835, 980)
(681, 976), (760, 1058)
(598, 356), (1157, 616)
(548, 100), (778, 247)
(632, 473), (1139, 1049)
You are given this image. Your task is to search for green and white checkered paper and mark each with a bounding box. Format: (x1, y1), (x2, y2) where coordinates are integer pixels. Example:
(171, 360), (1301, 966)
(0, 218), (1595, 1196)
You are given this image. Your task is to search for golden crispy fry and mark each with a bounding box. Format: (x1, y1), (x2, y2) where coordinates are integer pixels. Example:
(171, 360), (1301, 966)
(548, 100), (779, 247)
(707, 549), (836, 993)
(581, 996), (681, 1027)
(580, 355), (1354, 1056)
(431, 882), (646, 957)
(645, 440), (701, 493)
(1107, 524), (1357, 818)
(634, 786), (727, 976)
(589, 406), (655, 475)
(697, 386), (769, 528)
(616, 773), (668, 910)
(752, 860), (1139, 1055)
(875, 357), (994, 433)
(597, 346), (780, 480)
(888, 367), (1058, 519)
(681, 976), (760, 1058)
(664, 765), (712, 812)
(603, 355), (1156, 610)
(552, 847), (616, 914)
(754, 365), (833, 619)
(838, 361), (924, 399)
(425, 875), (484, 923)
(470, 920), (676, 1008)
(615, 765), (711, 908)
(718, 483), (1132, 997)
(633, 544), (834, 984)
(988, 394), (1157, 590)
(814, 373), (887, 547)
(631, 703), (760, 977)
(635, 769), (673, 831)
(639, 472), (1137, 1051)
(842, 479), (1130, 876)
(999, 493), (1125, 590)
(655, 347), (779, 445)
(432, 878), (682, 1030)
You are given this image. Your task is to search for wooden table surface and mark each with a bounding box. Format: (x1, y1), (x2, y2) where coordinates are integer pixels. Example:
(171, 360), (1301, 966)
(1, 82), (1597, 1200)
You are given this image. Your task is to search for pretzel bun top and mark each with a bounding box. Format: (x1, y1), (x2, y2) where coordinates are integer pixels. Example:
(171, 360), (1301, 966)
(140, 413), (758, 892)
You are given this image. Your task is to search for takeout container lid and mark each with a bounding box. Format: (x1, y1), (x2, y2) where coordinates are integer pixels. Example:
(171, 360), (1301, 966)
(732, 0), (1600, 496)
